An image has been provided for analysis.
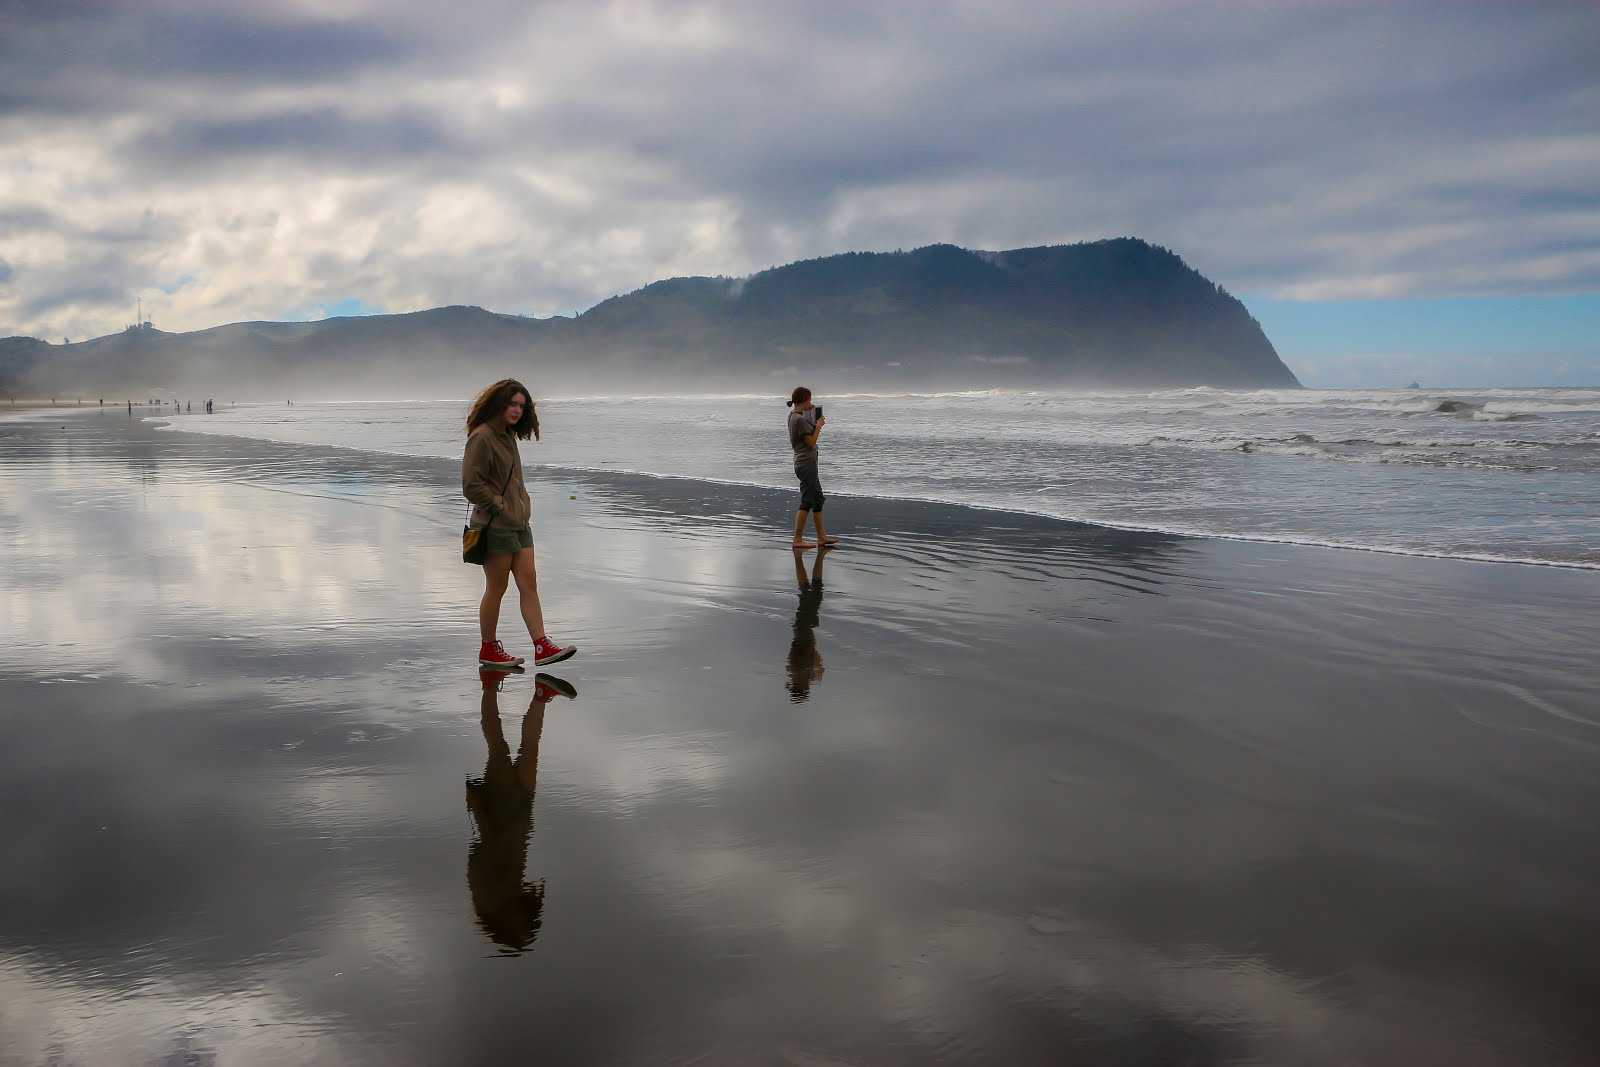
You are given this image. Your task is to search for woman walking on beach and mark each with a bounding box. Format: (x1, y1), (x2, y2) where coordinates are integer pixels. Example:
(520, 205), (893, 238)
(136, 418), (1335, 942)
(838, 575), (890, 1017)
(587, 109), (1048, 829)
(786, 386), (840, 550)
(463, 378), (577, 668)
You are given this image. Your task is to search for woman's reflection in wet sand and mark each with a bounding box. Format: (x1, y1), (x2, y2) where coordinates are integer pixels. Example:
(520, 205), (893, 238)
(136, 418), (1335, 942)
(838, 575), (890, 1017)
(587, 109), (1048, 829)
(786, 546), (831, 703)
(466, 669), (576, 955)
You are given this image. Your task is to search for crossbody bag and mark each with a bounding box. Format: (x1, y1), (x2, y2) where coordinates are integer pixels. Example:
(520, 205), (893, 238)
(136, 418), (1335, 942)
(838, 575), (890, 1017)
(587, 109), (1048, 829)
(462, 465), (515, 566)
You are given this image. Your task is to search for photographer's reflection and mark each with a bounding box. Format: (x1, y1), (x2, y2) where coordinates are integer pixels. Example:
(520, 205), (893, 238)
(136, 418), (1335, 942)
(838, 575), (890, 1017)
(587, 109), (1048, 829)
(786, 546), (832, 703)
(466, 668), (576, 954)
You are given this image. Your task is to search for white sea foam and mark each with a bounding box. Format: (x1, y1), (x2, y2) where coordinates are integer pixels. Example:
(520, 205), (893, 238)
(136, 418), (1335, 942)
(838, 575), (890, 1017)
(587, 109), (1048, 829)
(154, 387), (1600, 569)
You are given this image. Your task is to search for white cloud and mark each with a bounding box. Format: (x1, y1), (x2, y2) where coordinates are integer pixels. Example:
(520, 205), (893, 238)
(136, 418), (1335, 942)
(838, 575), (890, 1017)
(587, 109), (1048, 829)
(1, 1), (1597, 340)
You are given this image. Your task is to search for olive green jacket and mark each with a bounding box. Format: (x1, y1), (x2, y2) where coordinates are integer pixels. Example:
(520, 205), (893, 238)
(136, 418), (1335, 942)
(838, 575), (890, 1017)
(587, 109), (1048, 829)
(462, 423), (532, 529)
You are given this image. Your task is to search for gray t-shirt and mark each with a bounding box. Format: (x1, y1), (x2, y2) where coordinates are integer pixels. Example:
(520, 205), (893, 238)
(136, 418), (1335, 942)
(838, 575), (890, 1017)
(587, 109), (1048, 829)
(788, 409), (818, 468)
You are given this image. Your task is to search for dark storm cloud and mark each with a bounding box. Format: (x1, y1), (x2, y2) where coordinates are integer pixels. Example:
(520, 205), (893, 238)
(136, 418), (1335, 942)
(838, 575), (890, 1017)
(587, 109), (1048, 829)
(0, 0), (418, 116)
(449, 2), (1600, 285)
(131, 106), (470, 170)
(1, 0), (1597, 340)
(20, 271), (132, 319)
(0, 206), (65, 236)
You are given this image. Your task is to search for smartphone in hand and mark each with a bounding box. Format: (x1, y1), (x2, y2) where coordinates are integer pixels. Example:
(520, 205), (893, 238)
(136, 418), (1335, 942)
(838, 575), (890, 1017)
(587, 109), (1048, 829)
(814, 405), (823, 420)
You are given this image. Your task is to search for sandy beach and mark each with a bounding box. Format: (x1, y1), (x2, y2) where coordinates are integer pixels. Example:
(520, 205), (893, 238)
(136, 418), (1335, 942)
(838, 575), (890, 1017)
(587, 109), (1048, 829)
(2, 409), (1598, 1066)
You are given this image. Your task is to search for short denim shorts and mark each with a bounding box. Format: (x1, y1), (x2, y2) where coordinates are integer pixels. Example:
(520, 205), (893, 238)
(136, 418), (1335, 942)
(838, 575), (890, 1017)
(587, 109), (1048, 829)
(471, 523), (534, 556)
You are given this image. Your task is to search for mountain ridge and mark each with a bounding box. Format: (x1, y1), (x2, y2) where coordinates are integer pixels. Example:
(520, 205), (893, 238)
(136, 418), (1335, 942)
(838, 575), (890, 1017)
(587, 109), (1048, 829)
(1, 238), (1300, 397)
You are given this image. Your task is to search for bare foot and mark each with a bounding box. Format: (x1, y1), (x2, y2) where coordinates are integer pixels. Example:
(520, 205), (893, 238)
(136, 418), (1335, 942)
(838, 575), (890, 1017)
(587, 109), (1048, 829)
(819, 536), (841, 545)
(792, 540), (816, 550)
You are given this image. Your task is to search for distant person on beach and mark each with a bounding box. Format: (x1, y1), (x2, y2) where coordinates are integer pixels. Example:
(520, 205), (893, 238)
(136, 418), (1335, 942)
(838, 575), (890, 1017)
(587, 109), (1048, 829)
(463, 378), (577, 669)
(786, 386), (840, 550)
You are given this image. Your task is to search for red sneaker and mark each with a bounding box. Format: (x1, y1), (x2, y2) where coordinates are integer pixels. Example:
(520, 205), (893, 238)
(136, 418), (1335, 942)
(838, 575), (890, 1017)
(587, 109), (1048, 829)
(481, 665), (525, 691)
(532, 673), (578, 702)
(532, 635), (576, 666)
(479, 640), (525, 668)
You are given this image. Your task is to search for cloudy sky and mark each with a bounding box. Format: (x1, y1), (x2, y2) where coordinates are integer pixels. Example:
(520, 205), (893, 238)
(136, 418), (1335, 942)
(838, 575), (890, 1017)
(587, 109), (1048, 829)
(2, 0), (1596, 385)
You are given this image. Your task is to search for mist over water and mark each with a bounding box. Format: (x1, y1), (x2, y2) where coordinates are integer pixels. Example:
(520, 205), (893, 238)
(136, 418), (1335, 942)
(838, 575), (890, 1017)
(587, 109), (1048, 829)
(152, 387), (1600, 568)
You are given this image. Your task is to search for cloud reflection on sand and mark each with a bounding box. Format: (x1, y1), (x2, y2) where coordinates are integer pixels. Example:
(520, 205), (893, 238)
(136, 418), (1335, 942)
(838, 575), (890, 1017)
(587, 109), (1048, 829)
(2, 415), (1599, 1065)
(1, 457), (453, 684)
(0, 953), (356, 1067)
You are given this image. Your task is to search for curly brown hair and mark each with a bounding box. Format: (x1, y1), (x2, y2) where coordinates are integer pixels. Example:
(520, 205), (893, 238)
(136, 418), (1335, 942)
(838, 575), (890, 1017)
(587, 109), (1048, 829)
(466, 378), (539, 441)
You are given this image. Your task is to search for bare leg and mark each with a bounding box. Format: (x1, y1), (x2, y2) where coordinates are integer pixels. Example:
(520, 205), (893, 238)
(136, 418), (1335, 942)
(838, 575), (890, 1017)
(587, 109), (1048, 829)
(512, 702), (547, 792)
(509, 546), (547, 641)
(480, 552), (513, 642)
(811, 510), (839, 545)
(480, 685), (513, 781)
(792, 511), (815, 550)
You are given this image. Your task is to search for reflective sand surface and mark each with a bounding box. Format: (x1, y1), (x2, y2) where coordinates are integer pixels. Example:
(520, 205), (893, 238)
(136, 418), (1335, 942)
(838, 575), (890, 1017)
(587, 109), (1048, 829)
(2, 412), (1598, 1065)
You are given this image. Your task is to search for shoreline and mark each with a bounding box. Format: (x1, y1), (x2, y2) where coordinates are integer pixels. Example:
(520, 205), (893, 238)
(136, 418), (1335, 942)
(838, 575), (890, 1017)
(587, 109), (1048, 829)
(139, 408), (1600, 573)
(1, 398), (123, 412)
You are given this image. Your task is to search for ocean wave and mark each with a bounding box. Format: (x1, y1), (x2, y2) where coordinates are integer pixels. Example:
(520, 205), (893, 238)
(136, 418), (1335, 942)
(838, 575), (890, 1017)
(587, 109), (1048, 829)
(148, 392), (1600, 572)
(1142, 433), (1574, 474)
(524, 460), (1600, 570)
(1483, 399), (1600, 415)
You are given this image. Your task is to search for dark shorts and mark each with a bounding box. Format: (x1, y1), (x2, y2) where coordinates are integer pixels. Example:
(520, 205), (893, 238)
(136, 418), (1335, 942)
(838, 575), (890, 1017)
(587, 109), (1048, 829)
(795, 462), (825, 512)
(471, 524), (534, 557)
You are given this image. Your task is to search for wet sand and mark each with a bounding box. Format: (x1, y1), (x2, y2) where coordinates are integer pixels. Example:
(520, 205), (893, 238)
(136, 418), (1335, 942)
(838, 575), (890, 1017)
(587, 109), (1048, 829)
(2, 410), (1598, 1066)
